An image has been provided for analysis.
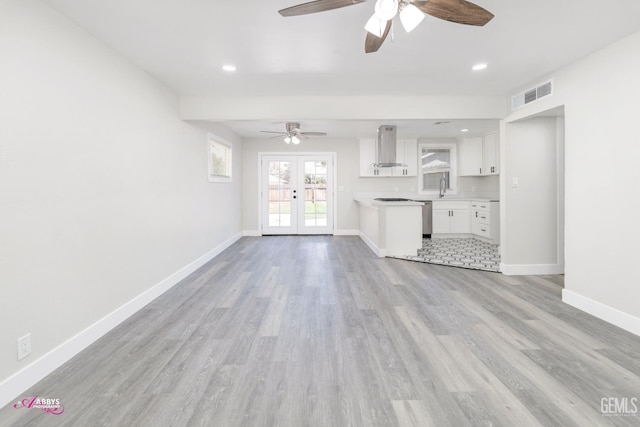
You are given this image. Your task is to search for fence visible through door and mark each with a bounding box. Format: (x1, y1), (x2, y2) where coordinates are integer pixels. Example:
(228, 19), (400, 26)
(261, 154), (334, 235)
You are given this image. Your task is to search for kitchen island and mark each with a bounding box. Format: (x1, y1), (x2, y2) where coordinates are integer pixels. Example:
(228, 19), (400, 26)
(354, 198), (423, 257)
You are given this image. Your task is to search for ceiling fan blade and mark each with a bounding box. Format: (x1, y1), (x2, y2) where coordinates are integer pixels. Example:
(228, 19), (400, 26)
(365, 20), (392, 53)
(260, 131), (287, 135)
(279, 0), (366, 17)
(300, 132), (328, 136)
(415, 0), (494, 26)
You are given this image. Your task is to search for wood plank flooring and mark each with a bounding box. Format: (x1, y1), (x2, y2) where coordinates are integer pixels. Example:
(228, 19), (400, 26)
(2, 236), (640, 426)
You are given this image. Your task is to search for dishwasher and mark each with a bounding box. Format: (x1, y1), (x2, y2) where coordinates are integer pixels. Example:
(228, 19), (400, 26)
(411, 200), (432, 238)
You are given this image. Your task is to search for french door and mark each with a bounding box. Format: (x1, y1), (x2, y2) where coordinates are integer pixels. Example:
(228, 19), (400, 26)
(261, 154), (334, 235)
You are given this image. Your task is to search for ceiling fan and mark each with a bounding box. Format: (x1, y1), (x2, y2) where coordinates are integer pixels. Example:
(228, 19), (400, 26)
(260, 122), (328, 144)
(278, 0), (494, 53)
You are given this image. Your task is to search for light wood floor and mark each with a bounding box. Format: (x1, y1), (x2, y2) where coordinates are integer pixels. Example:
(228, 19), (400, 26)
(3, 236), (640, 426)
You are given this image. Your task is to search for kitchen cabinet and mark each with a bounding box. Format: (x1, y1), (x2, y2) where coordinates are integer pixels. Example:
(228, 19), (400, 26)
(432, 201), (471, 234)
(471, 200), (500, 244)
(483, 131), (500, 175)
(355, 198), (423, 257)
(459, 132), (500, 176)
(459, 137), (483, 176)
(396, 139), (418, 176)
(360, 138), (389, 176)
(359, 138), (417, 177)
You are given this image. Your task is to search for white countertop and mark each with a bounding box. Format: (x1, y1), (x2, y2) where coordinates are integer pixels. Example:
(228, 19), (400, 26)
(354, 198), (424, 207)
(355, 196), (499, 207)
(420, 197), (500, 202)
(353, 192), (499, 203)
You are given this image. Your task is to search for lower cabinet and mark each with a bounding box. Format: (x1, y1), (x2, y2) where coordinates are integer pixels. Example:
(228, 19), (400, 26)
(470, 200), (500, 244)
(432, 201), (471, 234)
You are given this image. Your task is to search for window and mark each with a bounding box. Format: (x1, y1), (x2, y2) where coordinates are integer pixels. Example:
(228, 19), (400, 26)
(419, 142), (457, 195)
(208, 134), (232, 182)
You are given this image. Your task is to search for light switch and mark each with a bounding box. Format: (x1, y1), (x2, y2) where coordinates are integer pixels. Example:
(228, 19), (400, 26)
(512, 177), (519, 188)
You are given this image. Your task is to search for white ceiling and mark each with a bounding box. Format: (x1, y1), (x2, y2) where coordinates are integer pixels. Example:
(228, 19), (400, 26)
(43, 0), (640, 137)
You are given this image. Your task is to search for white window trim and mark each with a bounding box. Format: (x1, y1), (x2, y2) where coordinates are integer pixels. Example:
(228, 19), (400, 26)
(418, 142), (458, 196)
(208, 133), (232, 183)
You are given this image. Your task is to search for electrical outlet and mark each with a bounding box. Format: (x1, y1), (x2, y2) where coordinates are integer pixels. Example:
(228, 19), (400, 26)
(17, 333), (31, 360)
(512, 177), (520, 188)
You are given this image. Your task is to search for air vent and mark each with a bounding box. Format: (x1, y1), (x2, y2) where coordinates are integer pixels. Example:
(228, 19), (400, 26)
(511, 79), (554, 111)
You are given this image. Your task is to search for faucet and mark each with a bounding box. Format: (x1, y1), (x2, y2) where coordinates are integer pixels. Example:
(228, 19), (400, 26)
(439, 177), (446, 198)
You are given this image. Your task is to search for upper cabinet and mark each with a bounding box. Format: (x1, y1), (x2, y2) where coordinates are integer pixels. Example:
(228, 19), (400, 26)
(359, 138), (417, 177)
(483, 131), (500, 175)
(459, 137), (483, 176)
(459, 131), (500, 176)
(397, 139), (418, 177)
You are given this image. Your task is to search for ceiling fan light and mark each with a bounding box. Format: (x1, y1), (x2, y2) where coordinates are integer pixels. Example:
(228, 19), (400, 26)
(364, 14), (386, 37)
(284, 136), (291, 144)
(399, 4), (424, 33)
(374, 0), (398, 21)
(291, 136), (301, 145)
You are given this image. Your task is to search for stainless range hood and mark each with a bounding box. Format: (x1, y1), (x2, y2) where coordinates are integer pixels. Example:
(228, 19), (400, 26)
(374, 125), (405, 168)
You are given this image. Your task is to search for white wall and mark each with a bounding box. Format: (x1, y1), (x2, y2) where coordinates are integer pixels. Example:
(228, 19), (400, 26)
(242, 137), (421, 235)
(242, 136), (501, 235)
(503, 29), (640, 333)
(0, 0), (243, 404)
(500, 117), (562, 272)
(181, 95), (508, 121)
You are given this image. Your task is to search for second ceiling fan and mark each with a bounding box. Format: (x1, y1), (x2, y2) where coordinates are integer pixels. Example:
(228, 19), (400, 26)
(278, 0), (494, 53)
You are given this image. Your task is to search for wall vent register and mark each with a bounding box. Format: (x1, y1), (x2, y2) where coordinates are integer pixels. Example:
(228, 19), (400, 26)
(511, 79), (553, 110)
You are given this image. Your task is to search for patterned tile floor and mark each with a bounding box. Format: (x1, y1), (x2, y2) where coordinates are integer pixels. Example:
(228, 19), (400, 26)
(390, 237), (501, 272)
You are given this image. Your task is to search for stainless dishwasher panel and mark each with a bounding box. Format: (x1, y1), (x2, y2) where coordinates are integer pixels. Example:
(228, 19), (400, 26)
(408, 199), (432, 237)
(417, 201), (432, 237)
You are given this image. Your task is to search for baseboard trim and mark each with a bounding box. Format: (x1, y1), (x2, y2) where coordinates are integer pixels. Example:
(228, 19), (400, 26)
(500, 263), (563, 275)
(562, 289), (640, 337)
(242, 230), (260, 237)
(0, 232), (242, 409)
(359, 232), (385, 257)
(334, 229), (360, 236)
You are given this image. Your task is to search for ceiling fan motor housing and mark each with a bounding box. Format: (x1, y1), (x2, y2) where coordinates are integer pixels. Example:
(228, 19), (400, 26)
(285, 122), (301, 133)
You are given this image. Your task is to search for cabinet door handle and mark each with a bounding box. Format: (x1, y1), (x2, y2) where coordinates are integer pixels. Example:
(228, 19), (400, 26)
(475, 212), (478, 217)
(480, 168), (482, 174)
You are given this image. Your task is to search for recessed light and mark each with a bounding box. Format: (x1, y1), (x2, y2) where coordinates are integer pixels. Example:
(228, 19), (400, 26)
(461, 128), (469, 132)
(472, 63), (487, 71)
(222, 64), (237, 72)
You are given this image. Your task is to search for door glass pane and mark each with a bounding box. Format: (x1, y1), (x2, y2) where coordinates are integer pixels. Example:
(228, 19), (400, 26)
(268, 161), (292, 227)
(303, 161), (328, 227)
